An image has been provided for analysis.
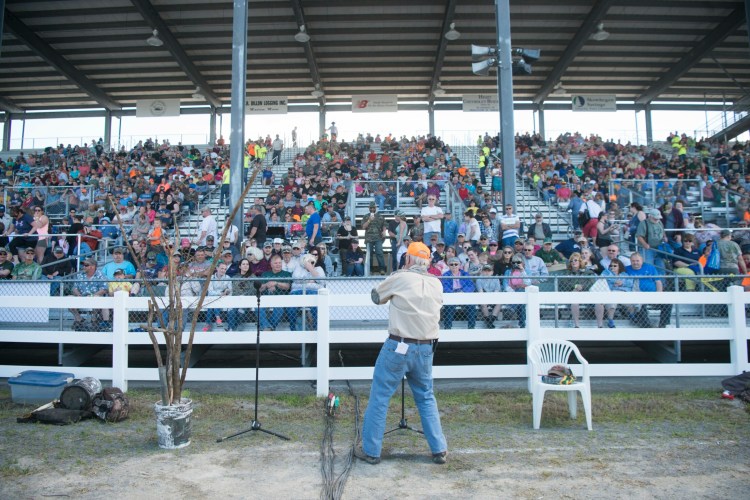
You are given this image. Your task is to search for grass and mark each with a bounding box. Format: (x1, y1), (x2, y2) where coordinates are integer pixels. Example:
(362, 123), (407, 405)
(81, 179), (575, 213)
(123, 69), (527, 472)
(0, 385), (747, 480)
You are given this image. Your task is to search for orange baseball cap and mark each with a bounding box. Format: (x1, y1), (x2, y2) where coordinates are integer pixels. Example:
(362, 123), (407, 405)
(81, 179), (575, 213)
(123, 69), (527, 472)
(406, 242), (430, 260)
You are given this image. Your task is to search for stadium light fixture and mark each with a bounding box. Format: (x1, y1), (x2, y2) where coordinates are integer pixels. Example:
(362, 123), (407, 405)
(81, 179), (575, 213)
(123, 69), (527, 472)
(191, 87), (204, 100)
(445, 23), (461, 41)
(146, 29), (163, 47)
(433, 82), (446, 97)
(294, 25), (311, 43)
(591, 23), (609, 41)
(311, 84), (324, 98)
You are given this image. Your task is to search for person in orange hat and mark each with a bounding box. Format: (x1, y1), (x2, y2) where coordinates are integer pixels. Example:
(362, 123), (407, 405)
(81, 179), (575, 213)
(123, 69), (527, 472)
(356, 241), (448, 466)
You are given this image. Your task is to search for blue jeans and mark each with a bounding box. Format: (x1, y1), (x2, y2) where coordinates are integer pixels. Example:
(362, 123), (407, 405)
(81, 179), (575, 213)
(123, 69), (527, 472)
(442, 304), (476, 329)
(361, 338), (447, 458)
(220, 184), (230, 206)
(347, 262), (364, 276)
(288, 289), (318, 331)
(642, 247), (665, 273)
(366, 240), (385, 270)
(259, 306), (289, 330)
(206, 308), (239, 330)
(502, 236), (518, 248)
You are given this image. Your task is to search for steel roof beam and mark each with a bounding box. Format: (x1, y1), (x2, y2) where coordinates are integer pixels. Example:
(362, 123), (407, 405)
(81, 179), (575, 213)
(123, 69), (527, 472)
(635, 6), (746, 105)
(428, 0), (458, 106)
(532, 0), (614, 104)
(290, 0), (324, 105)
(3, 9), (121, 110)
(129, 0), (222, 108)
(0, 96), (22, 113)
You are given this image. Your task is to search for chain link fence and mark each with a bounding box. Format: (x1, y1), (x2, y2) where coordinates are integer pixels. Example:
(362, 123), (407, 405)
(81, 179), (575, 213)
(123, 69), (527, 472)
(0, 274), (744, 333)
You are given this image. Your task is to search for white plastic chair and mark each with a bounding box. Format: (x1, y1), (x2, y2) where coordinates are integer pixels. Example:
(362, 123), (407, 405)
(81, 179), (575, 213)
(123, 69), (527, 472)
(527, 339), (592, 430)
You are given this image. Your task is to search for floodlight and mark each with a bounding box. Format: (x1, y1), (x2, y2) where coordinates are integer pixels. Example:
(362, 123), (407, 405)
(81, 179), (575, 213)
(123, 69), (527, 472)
(311, 84), (324, 98)
(512, 59), (532, 76)
(294, 25), (311, 43)
(191, 87), (204, 100)
(552, 82), (566, 95)
(146, 29), (163, 47)
(472, 58), (496, 76)
(512, 48), (540, 63)
(433, 82), (446, 96)
(445, 23), (461, 41)
(591, 23), (609, 41)
(471, 44), (496, 62)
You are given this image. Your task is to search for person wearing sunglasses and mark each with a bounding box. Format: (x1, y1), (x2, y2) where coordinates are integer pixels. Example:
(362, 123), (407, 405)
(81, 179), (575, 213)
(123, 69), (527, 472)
(441, 257), (477, 330)
(559, 252), (596, 328)
(597, 258), (633, 328)
(503, 255), (530, 328)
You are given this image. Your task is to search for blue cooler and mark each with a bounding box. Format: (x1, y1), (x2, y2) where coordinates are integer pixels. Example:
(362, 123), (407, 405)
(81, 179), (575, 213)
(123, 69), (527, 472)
(8, 370), (75, 405)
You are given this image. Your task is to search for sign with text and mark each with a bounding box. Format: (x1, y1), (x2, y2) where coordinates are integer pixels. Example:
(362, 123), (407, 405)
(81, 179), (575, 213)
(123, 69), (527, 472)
(352, 94), (398, 113)
(246, 97), (288, 114)
(463, 94), (499, 112)
(571, 94), (617, 112)
(136, 99), (180, 117)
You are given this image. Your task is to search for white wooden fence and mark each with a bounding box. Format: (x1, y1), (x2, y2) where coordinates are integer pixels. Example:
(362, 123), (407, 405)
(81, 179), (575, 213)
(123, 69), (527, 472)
(0, 287), (748, 396)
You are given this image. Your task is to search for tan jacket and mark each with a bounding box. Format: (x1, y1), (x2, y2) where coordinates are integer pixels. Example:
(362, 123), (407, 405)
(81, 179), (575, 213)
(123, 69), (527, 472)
(373, 266), (443, 340)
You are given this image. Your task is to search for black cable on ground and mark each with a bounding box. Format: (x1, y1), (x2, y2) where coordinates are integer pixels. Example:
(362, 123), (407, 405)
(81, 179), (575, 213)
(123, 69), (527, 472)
(319, 351), (361, 500)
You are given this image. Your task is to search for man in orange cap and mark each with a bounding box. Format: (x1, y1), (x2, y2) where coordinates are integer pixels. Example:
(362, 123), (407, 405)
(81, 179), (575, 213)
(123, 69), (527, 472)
(355, 241), (448, 466)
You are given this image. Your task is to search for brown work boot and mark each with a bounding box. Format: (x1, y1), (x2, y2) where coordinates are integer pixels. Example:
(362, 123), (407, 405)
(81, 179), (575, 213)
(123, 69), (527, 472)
(432, 451), (448, 464)
(354, 444), (380, 465)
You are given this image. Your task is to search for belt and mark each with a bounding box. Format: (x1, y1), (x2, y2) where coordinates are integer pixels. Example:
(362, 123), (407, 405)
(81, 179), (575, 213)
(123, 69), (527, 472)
(388, 334), (435, 345)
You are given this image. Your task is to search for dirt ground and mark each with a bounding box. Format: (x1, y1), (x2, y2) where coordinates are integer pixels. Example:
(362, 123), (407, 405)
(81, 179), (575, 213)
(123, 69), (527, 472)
(1, 379), (748, 499)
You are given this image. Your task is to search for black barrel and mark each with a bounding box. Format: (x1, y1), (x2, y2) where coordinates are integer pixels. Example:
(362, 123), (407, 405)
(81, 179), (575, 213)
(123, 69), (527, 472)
(60, 377), (102, 410)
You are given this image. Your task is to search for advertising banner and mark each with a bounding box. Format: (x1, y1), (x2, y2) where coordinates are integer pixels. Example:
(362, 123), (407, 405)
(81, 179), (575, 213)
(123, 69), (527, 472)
(463, 94), (499, 112)
(571, 95), (617, 112)
(246, 97), (288, 114)
(135, 99), (180, 117)
(352, 95), (398, 113)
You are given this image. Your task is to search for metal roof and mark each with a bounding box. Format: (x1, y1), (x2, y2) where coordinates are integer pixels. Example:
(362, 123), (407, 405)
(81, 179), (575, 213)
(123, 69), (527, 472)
(0, 0), (748, 112)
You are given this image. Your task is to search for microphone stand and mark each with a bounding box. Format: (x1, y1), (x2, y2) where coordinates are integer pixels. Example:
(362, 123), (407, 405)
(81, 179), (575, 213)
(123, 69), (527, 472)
(384, 377), (424, 436)
(217, 284), (289, 442)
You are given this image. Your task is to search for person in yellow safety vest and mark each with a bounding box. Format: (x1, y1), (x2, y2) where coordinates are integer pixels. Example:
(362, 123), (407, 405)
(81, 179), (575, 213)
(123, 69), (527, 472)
(220, 164), (230, 207)
(256, 143), (267, 163)
(671, 134), (681, 150)
(677, 142), (687, 161)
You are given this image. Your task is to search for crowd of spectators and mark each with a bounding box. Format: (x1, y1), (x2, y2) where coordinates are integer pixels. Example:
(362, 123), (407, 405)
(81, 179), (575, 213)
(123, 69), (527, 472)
(2, 127), (750, 331)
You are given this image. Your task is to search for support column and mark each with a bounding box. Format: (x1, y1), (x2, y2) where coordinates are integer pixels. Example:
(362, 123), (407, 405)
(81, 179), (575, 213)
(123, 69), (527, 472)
(538, 105), (546, 141)
(428, 104), (435, 136)
(209, 108), (217, 146)
(2, 114), (11, 151)
(496, 0), (516, 208)
(0, 0), (5, 55)
(645, 104), (653, 145)
(103, 110), (112, 150)
(229, 0), (248, 236)
(319, 107), (326, 141)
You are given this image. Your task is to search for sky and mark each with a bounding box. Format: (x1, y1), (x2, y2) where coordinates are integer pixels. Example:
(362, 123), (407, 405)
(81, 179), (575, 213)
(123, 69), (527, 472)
(4, 105), (745, 151)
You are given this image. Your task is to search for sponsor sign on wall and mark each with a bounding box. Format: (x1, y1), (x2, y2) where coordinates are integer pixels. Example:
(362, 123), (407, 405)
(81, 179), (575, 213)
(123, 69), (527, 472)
(246, 97), (288, 114)
(571, 94), (617, 112)
(462, 94), (499, 112)
(136, 99), (180, 117)
(352, 94), (398, 113)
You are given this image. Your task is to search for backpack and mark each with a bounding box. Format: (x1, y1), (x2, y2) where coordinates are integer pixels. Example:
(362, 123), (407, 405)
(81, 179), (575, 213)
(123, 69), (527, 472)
(578, 204), (591, 227)
(722, 372), (750, 403)
(92, 387), (130, 422)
